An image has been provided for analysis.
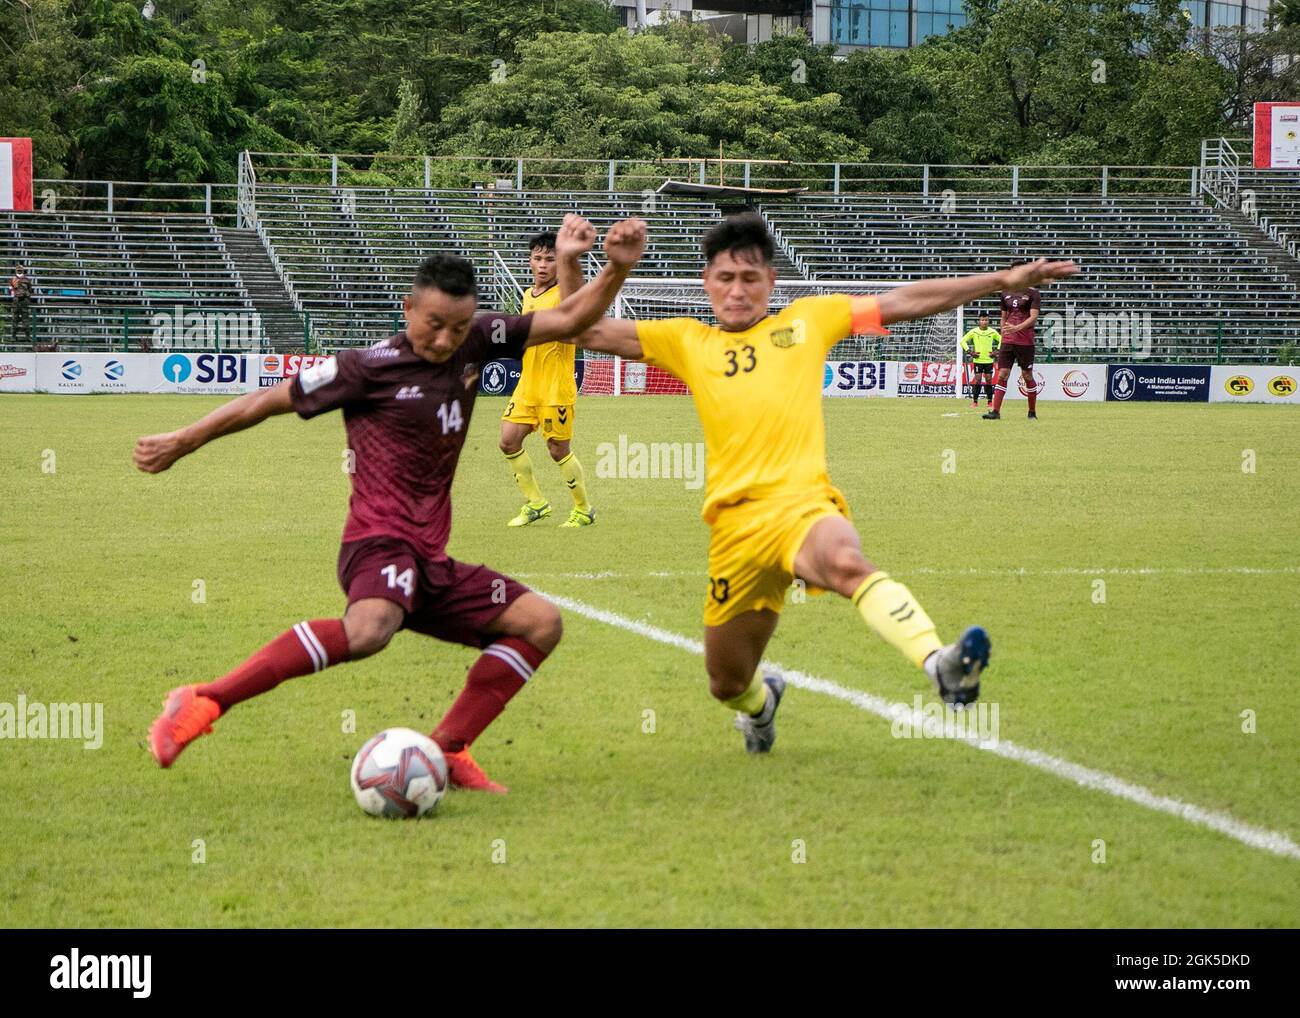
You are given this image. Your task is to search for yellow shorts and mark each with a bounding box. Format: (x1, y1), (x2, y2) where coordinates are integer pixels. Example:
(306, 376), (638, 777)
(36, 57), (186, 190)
(502, 400), (575, 442)
(703, 486), (851, 628)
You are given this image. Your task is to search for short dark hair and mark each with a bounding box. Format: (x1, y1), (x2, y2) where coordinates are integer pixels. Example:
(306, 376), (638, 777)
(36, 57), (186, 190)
(702, 213), (774, 266)
(412, 253), (477, 297)
(978, 313), (990, 320)
(528, 230), (557, 252)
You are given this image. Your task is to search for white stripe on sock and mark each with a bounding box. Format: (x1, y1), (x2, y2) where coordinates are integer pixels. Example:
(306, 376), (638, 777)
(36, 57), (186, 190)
(293, 622), (324, 673)
(485, 644), (534, 681)
(300, 620), (329, 670)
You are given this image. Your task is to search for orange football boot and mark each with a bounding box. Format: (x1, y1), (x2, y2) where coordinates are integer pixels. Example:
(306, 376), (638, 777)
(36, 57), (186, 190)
(444, 747), (508, 794)
(149, 685), (221, 768)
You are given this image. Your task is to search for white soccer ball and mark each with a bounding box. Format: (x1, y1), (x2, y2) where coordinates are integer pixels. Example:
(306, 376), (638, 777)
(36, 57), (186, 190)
(350, 728), (449, 819)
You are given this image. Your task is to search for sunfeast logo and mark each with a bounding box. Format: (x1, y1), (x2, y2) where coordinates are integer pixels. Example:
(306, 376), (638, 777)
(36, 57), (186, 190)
(50, 949), (151, 998)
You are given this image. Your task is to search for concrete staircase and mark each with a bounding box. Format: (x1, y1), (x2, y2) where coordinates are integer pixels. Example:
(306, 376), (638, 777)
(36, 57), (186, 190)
(1214, 207), (1300, 291)
(217, 228), (307, 350)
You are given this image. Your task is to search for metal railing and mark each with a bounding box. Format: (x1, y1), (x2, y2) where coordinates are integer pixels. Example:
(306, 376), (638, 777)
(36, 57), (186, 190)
(26, 179), (242, 226)
(242, 151), (1203, 198)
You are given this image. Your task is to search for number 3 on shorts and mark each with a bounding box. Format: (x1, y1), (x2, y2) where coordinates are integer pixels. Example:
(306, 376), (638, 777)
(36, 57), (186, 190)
(381, 563), (415, 597)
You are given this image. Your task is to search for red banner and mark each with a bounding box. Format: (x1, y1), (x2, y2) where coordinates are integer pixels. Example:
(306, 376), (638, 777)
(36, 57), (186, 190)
(0, 138), (33, 211)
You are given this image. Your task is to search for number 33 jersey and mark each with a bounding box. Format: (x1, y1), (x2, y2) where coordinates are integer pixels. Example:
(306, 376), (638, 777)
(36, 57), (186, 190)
(291, 316), (533, 560)
(635, 294), (886, 524)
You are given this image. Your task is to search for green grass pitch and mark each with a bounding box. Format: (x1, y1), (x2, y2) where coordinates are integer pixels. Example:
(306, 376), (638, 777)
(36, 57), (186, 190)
(1, 393), (1297, 927)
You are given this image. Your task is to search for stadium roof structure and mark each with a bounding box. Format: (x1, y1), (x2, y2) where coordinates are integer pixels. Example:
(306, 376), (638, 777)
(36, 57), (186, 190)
(657, 180), (808, 200)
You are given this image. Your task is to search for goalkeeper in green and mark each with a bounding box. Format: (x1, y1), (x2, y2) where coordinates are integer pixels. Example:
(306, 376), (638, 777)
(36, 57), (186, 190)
(961, 314), (1001, 407)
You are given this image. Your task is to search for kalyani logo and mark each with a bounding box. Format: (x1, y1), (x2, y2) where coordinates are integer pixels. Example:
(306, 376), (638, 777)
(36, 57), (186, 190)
(1038, 304), (1152, 358)
(50, 949), (151, 998)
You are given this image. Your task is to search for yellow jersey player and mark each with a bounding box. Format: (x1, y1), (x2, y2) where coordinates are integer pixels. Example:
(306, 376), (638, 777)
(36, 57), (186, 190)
(576, 213), (1077, 753)
(499, 227), (594, 528)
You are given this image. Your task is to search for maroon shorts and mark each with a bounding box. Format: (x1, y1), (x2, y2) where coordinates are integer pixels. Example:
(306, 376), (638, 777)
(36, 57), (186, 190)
(997, 342), (1035, 371)
(337, 537), (530, 649)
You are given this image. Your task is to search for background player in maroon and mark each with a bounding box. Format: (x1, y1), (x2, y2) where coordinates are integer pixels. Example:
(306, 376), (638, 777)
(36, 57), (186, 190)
(135, 214), (647, 792)
(984, 281), (1041, 420)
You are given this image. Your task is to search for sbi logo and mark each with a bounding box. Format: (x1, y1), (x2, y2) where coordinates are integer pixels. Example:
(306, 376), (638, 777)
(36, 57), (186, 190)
(162, 354), (247, 386)
(162, 354), (191, 383)
(61, 360), (81, 381)
(104, 360), (125, 381)
(481, 361), (507, 395)
(823, 363), (833, 388)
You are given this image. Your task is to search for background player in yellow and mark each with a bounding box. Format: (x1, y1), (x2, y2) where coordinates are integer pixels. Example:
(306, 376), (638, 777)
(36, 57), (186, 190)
(575, 213), (1077, 753)
(962, 313), (1002, 408)
(499, 225), (594, 528)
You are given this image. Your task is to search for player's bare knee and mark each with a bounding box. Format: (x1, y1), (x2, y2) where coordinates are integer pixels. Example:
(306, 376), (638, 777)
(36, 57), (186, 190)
(547, 440), (569, 461)
(706, 664), (749, 703)
(529, 601), (563, 653)
(499, 436), (523, 456)
(828, 543), (871, 589)
(344, 605), (400, 659)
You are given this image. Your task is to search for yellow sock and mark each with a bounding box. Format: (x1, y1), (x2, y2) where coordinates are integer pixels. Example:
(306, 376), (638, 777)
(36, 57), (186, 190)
(504, 448), (545, 505)
(555, 452), (591, 513)
(852, 571), (943, 669)
(722, 670), (768, 715)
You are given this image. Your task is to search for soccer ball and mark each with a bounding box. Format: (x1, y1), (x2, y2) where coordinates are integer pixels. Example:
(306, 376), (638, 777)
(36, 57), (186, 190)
(350, 728), (449, 819)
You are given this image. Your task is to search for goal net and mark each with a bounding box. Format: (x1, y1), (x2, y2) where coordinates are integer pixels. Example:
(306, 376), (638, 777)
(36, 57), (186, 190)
(578, 279), (963, 395)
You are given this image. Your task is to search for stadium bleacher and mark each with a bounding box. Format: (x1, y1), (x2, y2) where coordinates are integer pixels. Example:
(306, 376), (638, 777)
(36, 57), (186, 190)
(253, 186), (724, 345)
(5, 162), (1300, 361)
(0, 211), (256, 350)
(1237, 169), (1300, 259)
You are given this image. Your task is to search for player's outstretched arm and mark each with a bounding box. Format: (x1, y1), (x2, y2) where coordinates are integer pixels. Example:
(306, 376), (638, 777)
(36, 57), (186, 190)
(133, 379), (296, 473)
(525, 217), (646, 346)
(575, 317), (644, 359)
(875, 259), (1077, 327)
(554, 212), (592, 300)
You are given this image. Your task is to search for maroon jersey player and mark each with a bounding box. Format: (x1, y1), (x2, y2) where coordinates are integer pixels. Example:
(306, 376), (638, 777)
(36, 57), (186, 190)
(136, 214), (647, 791)
(984, 283), (1041, 421)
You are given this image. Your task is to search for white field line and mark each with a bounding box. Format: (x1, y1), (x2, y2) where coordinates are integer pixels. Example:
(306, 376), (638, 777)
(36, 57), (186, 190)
(541, 591), (1300, 863)
(521, 566), (1299, 580)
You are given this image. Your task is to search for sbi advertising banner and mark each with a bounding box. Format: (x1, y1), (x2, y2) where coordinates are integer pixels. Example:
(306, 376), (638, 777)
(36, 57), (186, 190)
(1107, 364), (1210, 402)
(823, 361), (895, 397)
(1210, 366), (1298, 405)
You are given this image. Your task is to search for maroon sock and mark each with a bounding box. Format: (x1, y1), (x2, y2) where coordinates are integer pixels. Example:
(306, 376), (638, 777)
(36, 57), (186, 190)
(432, 637), (546, 753)
(1027, 387), (1038, 413)
(992, 384), (1007, 412)
(198, 619), (351, 712)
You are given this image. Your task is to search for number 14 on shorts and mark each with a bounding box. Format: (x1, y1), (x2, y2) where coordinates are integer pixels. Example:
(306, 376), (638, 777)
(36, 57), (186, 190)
(382, 564), (414, 597)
